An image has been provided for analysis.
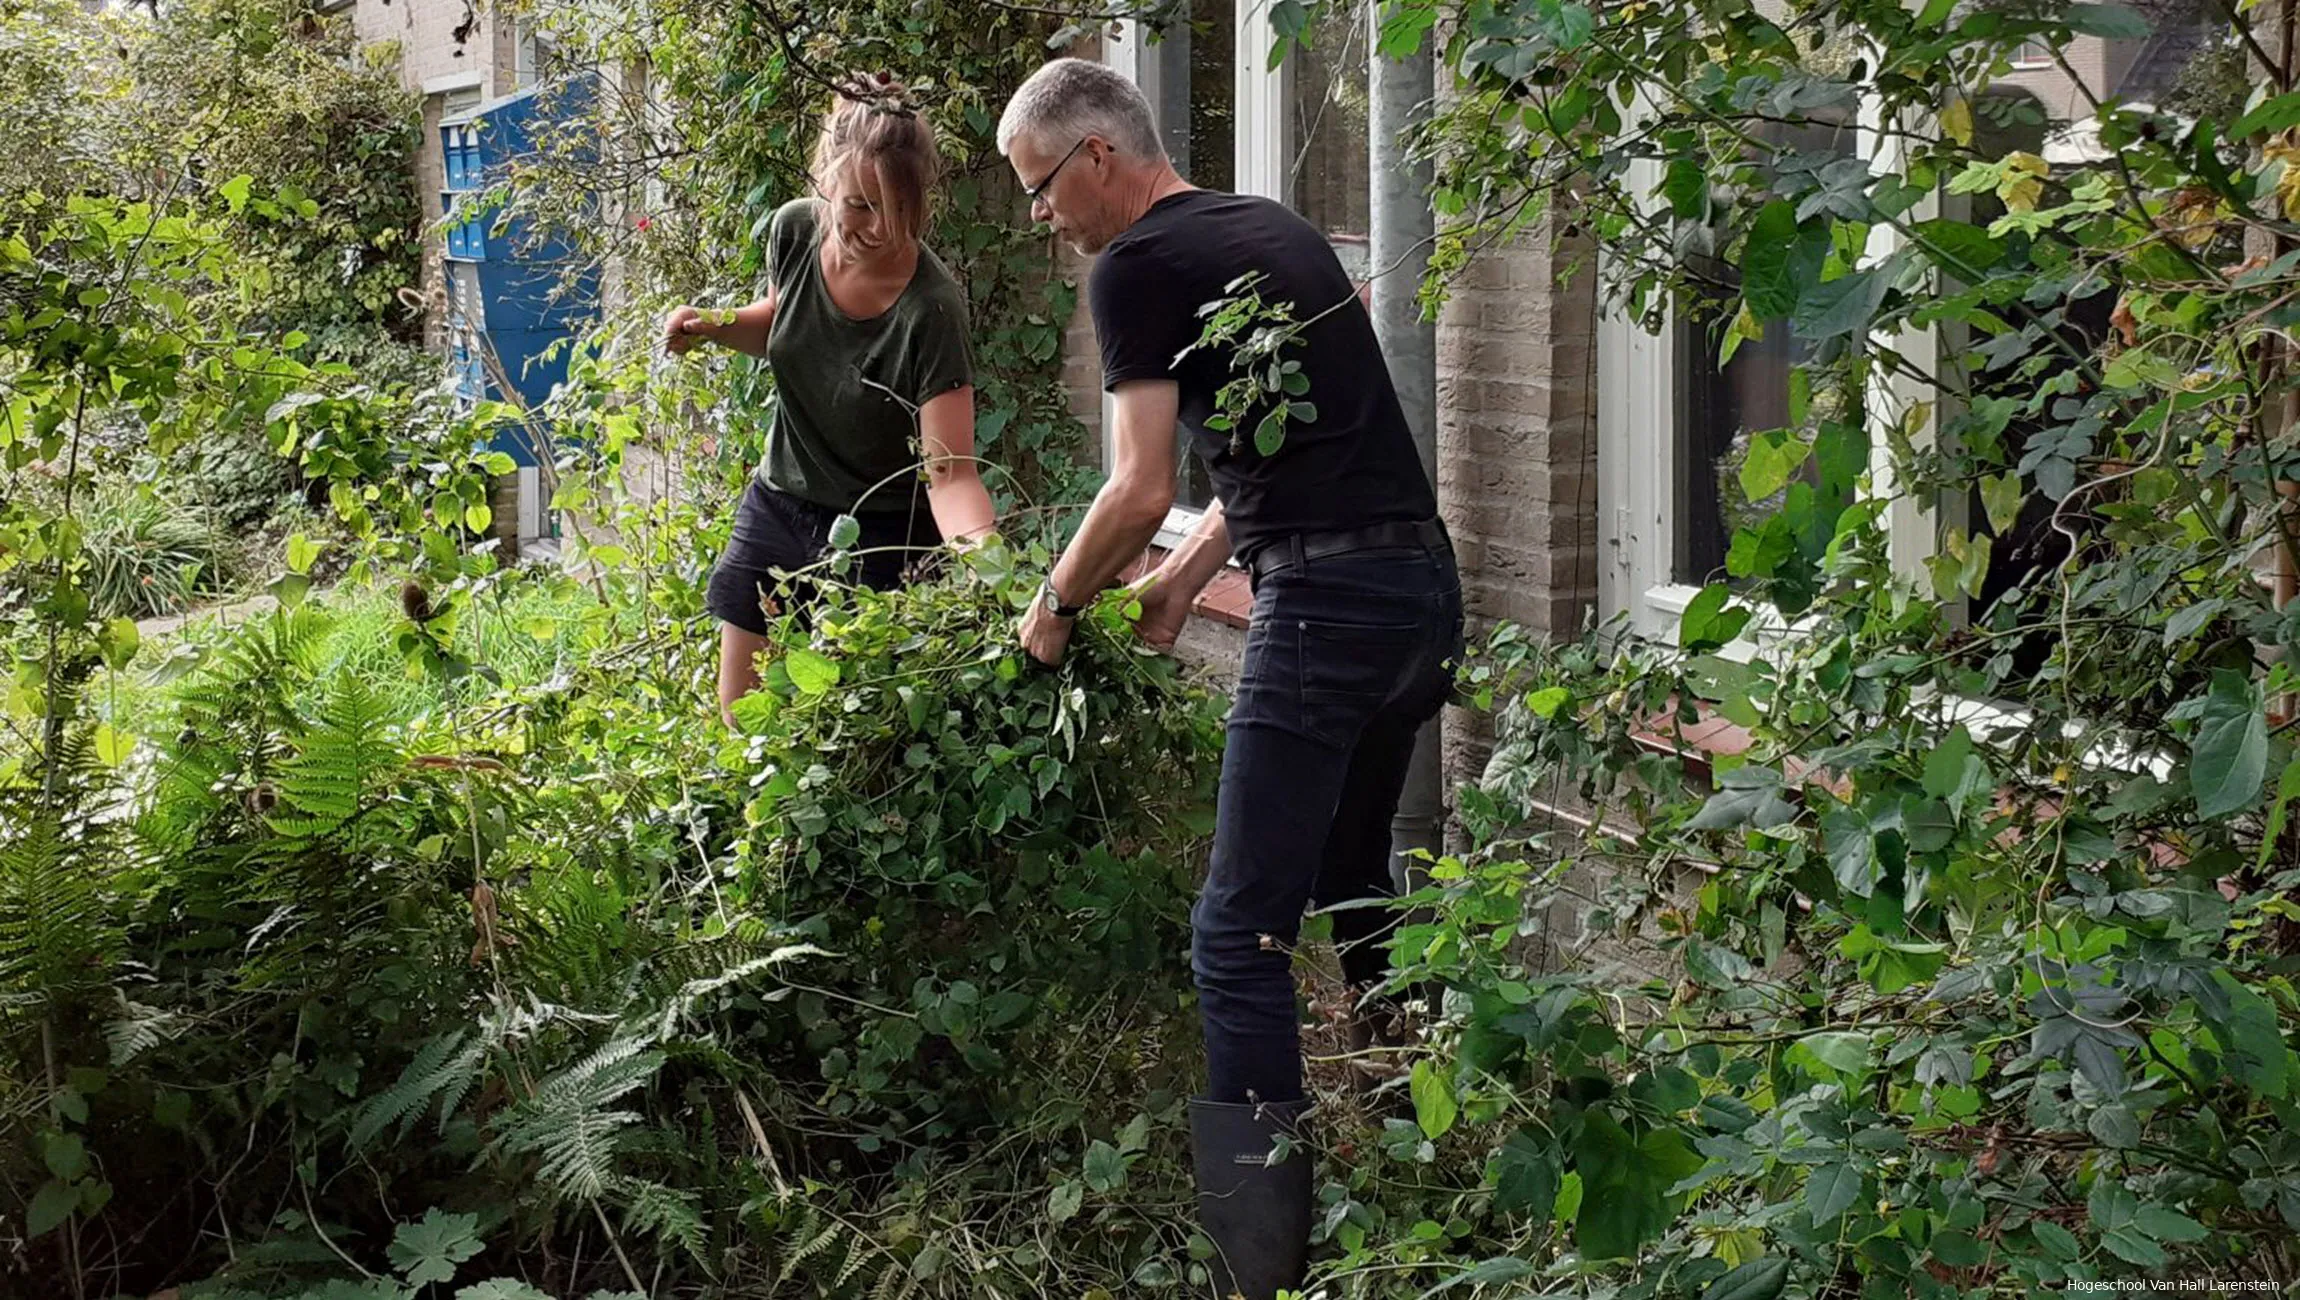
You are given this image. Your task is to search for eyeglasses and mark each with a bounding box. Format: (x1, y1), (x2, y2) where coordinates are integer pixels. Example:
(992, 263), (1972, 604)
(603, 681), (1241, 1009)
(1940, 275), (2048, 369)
(1023, 136), (1091, 204)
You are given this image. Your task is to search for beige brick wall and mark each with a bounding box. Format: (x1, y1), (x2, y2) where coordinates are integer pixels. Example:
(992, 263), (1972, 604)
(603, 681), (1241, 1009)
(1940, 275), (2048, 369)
(352, 0), (496, 95)
(1434, 218), (1601, 795)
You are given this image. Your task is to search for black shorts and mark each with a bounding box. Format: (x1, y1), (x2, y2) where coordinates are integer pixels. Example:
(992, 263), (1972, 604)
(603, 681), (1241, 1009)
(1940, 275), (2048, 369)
(705, 481), (937, 635)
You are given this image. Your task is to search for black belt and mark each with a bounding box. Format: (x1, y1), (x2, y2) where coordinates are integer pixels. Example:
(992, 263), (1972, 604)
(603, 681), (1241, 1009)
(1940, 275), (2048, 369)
(1248, 517), (1450, 582)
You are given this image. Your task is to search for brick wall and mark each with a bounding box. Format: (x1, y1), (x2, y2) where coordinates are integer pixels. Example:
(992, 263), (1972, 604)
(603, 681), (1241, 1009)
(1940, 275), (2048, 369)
(1434, 218), (1601, 793)
(351, 0), (493, 94)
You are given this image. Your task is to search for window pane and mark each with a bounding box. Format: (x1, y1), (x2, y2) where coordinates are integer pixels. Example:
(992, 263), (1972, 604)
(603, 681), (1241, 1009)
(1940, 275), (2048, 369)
(1674, 117), (1854, 587)
(1286, 0), (1369, 241)
(1183, 0), (1234, 194)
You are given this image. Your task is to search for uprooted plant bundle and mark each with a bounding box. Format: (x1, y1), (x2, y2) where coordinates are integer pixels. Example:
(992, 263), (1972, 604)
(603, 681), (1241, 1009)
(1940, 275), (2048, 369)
(0, 551), (1227, 1298)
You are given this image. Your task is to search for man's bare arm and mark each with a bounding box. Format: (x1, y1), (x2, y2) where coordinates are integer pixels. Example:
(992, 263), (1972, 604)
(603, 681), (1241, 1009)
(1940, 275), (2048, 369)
(1047, 379), (1181, 605)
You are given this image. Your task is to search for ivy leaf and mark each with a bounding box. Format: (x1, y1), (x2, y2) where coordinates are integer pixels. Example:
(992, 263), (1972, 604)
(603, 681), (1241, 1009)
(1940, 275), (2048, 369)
(389, 1208), (484, 1287)
(2190, 668), (2267, 817)
(1806, 1162), (1862, 1223)
(785, 648), (840, 696)
(1411, 1059), (1458, 1139)
(1048, 1178), (1084, 1223)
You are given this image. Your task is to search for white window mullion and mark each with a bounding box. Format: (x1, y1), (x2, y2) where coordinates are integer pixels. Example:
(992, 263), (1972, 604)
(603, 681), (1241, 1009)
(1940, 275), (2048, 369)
(1235, 0), (1287, 199)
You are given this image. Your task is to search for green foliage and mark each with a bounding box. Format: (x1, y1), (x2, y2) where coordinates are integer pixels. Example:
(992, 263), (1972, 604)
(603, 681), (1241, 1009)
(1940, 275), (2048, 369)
(3, 553), (1222, 1294)
(1282, 0), (2300, 1291)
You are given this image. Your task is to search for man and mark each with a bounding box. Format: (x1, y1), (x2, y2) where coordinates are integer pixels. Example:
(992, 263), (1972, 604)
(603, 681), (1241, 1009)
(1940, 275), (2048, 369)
(998, 58), (1462, 1299)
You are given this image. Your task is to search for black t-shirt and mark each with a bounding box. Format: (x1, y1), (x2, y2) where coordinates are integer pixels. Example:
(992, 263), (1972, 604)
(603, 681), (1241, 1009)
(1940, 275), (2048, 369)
(1088, 190), (1436, 563)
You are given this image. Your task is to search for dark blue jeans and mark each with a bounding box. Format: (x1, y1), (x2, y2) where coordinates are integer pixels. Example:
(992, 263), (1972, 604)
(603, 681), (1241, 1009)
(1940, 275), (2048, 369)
(1193, 540), (1464, 1105)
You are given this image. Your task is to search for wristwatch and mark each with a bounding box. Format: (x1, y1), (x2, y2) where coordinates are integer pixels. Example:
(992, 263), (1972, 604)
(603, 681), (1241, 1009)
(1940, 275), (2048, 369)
(1039, 576), (1086, 619)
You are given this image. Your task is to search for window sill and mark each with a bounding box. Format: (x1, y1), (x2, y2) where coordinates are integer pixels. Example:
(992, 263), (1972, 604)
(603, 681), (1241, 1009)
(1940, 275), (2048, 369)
(1118, 550), (1254, 630)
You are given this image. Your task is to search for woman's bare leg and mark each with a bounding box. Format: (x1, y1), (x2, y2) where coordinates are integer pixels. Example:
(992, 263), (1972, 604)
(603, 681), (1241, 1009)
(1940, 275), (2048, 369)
(718, 622), (772, 728)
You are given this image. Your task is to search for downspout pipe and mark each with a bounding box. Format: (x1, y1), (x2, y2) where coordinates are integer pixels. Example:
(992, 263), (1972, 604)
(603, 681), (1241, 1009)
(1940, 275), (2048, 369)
(1369, 21), (1443, 892)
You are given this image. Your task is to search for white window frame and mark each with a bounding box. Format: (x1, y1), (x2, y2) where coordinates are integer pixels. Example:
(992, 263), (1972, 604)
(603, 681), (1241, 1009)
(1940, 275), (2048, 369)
(1098, 0), (1327, 547)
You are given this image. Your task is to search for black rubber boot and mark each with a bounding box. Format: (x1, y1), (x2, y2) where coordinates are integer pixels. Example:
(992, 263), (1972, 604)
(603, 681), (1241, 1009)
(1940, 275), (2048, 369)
(1190, 1097), (1314, 1300)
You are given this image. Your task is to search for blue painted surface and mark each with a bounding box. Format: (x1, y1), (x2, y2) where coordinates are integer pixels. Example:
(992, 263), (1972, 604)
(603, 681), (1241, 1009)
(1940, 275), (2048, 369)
(443, 79), (599, 467)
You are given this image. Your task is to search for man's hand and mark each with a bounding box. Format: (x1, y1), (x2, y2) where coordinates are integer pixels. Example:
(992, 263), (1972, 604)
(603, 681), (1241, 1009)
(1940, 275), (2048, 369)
(663, 304), (706, 355)
(1123, 567), (1189, 653)
(1019, 598), (1075, 667)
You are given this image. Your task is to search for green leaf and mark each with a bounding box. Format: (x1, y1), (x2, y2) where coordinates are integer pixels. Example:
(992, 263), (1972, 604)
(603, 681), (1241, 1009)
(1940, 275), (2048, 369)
(1679, 584), (1751, 653)
(1415, 1257), (1535, 1298)
(93, 724), (136, 767)
(2067, 3), (2151, 39)
(464, 503), (492, 534)
(1411, 1059), (1458, 1139)
(220, 173), (253, 214)
(2088, 1104), (2141, 1148)
(1255, 408), (1288, 456)
(1916, 0), (1957, 27)
(828, 514), (861, 550)
(1702, 1257), (1789, 1300)
(286, 532), (322, 575)
(2031, 1219), (2081, 1260)
(1806, 1162), (1862, 1223)
(2133, 1205), (2209, 1243)
(1742, 202), (1802, 318)
(1048, 1178), (1084, 1222)
(1923, 725), (1974, 800)
(1796, 1030), (1873, 1076)
(2191, 668), (2268, 817)
(1527, 686), (1570, 719)
(1490, 1129), (1560, 1218)
(27, 1180), (76, 1238)
(2259, 755), (2300, 873)
(390, 1208), (484, 1287)
(97, 616), (140, 671)
(1083, 1139), (1127, 1193)
(1792, 269), (1889, 342)
(456, 1284), (551, 1300)
(1663, 158), (1707, 219)
(1979, 472), (2023, 536)
(786, 648), (840, 696)
(40, 1132), (87, 1182)
(2209, 969), (2292, 1098)
(1739, 430), (1807, 503)
(2233, 91), (2300, 139)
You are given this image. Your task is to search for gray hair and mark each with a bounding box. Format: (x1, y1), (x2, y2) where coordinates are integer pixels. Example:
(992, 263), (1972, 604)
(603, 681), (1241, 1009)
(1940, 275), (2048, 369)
(997, 57), (1165, 161)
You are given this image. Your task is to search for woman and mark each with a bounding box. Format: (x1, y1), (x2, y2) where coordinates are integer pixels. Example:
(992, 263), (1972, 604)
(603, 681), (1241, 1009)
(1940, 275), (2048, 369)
(665, 79), (998, 724)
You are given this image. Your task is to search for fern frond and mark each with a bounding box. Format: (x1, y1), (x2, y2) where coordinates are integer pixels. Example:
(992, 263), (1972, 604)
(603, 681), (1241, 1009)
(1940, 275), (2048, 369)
(347, 1029), (478, 1149)
(615, 1177), (708, 1264)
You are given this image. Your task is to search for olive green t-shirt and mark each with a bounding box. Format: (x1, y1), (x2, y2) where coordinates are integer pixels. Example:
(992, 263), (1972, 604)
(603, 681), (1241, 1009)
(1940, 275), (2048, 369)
(756, 198), (974, 513)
